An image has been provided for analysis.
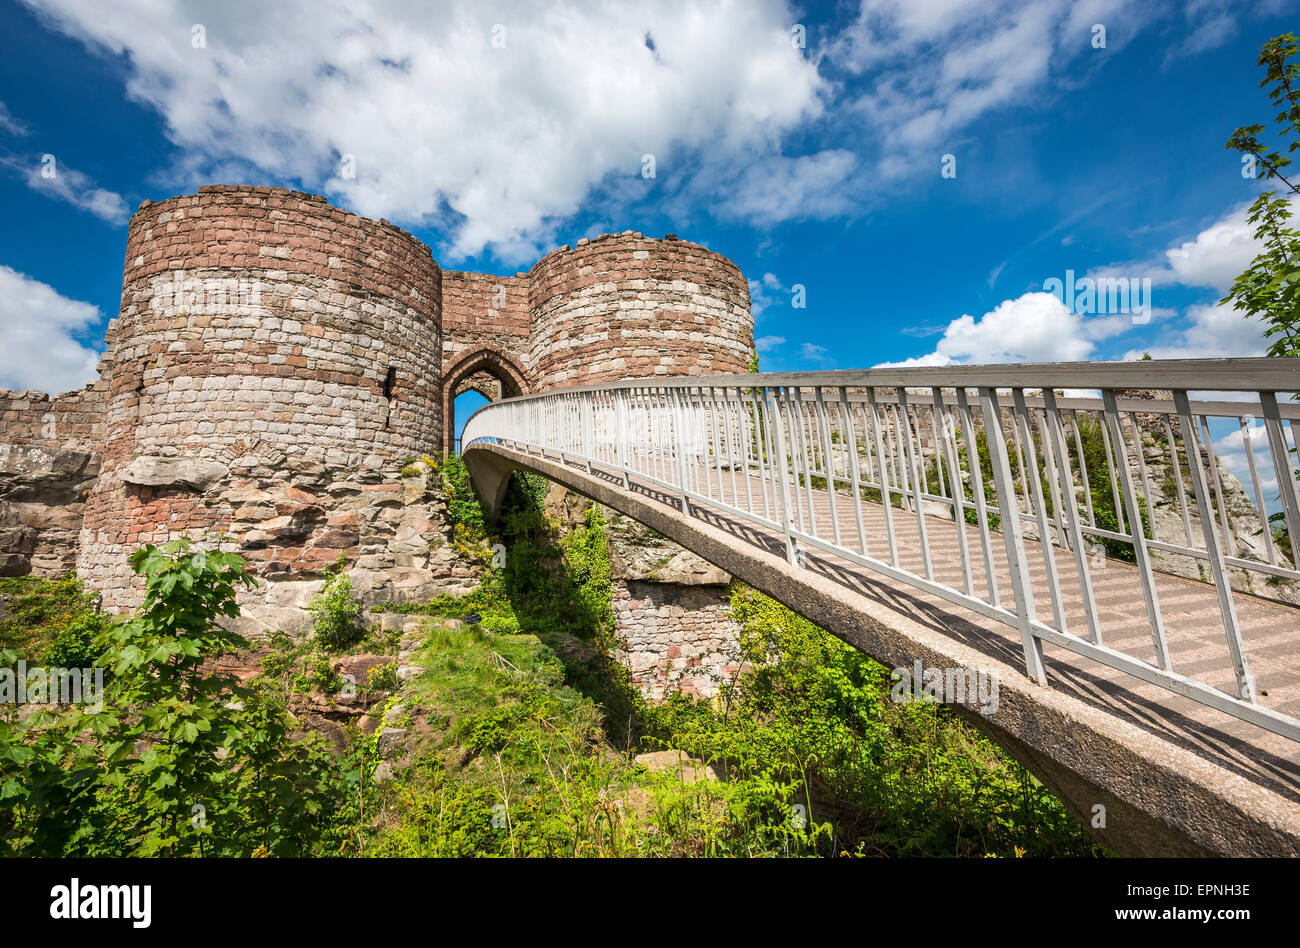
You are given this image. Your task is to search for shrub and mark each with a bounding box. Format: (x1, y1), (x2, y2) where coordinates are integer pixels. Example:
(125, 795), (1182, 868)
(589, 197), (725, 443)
(43, 613), (109, 669)
(440, 453), (486, 540)
(308, 559), (365, 650)
(0, 573), (105, 662)
(0, 536), (352, 857)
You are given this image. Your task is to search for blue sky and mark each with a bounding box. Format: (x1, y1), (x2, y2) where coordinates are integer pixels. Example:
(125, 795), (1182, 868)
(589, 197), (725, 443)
(0, 0), (1296, 398)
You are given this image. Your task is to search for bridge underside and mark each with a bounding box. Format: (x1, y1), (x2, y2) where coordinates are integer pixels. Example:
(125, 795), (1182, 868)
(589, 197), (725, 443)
(465, 441), (1300, 857)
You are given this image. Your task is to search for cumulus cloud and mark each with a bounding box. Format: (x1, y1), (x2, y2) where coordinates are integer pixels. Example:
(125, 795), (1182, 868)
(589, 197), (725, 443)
(1090, 195), (1300, 295)
(879, 290), (1141, 367)
(1163, 202), (1267, 293)
(1123, 302), (1270, 361)
(22, 0), (826, 261)
(0, 265), (102, 394)
(755, 335), (786, 353)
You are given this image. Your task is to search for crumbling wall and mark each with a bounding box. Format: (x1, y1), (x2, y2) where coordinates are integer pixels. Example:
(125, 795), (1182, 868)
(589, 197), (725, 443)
(0, 386), (104, 577)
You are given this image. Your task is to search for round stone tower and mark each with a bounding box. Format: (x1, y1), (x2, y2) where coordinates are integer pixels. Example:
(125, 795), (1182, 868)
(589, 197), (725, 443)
(527, 232), (753, 389)
(78, 185), (442, 607)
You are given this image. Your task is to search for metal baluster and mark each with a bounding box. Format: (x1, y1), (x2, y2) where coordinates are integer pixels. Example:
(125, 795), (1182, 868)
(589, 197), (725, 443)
(1261, 392), (1300, 569)
(840, 388), (868, 556)
(979, 387), (1048, 685)
(1200, 415), (1235, 557)
(1239, 415), (1276, 565)
(769, 387), (798, 566)
(1176, 391), (1254, 700)
(897, 390), (933, 581)
(1162, 415), (1195, 547)
(867, 388), (899, 568)
(957, 388), (999, 608)
(1044, 390), (1102, 645)
(815, 388), (841, 547)
(1104, 389), (1172, 673)
(1070, 409), (1096, 528)
(1012, 390), (1067, 633)
(935, 389), (973, 597)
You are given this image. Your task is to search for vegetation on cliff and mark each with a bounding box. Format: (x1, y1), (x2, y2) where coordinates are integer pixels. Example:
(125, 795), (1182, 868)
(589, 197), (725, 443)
(0, 462), (1101, 857)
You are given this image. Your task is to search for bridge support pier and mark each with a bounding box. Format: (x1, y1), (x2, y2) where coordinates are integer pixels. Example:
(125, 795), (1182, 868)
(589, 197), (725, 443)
(463, 449), (516, 521)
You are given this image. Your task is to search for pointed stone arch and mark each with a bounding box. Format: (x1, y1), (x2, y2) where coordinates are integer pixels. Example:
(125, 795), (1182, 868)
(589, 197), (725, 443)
(443, 347), (529, 454)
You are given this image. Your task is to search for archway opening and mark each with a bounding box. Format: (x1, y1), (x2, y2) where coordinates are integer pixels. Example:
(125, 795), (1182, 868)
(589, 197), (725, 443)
(452, 390), (489, 453)
(442, 348), (528, 455)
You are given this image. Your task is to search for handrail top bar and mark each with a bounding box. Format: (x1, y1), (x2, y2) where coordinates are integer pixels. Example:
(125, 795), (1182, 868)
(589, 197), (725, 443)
(476, 357), (1300, 404)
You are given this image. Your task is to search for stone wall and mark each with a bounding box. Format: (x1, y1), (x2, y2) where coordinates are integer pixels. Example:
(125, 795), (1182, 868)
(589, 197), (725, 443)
(76, 185), (444, 609)
(440, 270), (531, 378)
(0, 387), (104, 577)
(603, 509), (744, 700)
(0, 185), (755, 701)
(528, 232), (752, 390)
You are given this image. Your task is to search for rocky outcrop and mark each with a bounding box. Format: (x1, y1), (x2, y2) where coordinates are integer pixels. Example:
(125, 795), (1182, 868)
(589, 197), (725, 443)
(222, 457), (486, 640)
(0, 443), (99, 577)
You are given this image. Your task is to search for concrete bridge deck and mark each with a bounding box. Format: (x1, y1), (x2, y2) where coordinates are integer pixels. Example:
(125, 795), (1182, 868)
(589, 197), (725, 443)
(466, 440), (1300, 857)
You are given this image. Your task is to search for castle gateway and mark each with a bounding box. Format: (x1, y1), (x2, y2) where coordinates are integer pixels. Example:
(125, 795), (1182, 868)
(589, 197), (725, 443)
(0, 186), (753, 641)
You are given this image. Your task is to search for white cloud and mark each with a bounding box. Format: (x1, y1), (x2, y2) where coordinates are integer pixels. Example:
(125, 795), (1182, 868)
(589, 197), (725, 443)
(879, 290), (1138, 367)
(1122, 302), (1270, 361)
(1091, 197), (1299, 296)
(749, 272), (793, 316)
(0, 265), (102, 394)
(801, 342), (834, 365)
(755, 335), (786, 352)
(833, 0), (1148, 173)
(712, 151), (857, 226)
(0, 154), (129, 223)
(0, 101), (30, 136)
(23, 0), (826, 261)
(1163, 202), (1264, 293)
(1162, 0), (1240, 64)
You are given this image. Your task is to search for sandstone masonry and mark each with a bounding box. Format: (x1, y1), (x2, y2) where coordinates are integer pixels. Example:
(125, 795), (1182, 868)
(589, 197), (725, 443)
(0, 185), (752, 697)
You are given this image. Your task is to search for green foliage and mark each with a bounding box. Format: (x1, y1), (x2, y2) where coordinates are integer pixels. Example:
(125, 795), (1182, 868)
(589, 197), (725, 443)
(1, 471), (1103, 858)
(0, 573), (108, 665)
(639, 586), (1101, 856)
(308, 556), (364, 650)
(361, 469), (1098, 858)
(1223, 33), (1300, 358)
(440, 453), (486, 540)
(0, 537), (351, 857)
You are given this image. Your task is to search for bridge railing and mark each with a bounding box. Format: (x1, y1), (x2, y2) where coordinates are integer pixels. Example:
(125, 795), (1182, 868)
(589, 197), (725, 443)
(462, 358), (1300, 740)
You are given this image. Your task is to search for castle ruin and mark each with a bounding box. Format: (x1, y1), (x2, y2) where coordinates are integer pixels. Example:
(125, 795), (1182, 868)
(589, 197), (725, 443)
(0, 184), (755, 697)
